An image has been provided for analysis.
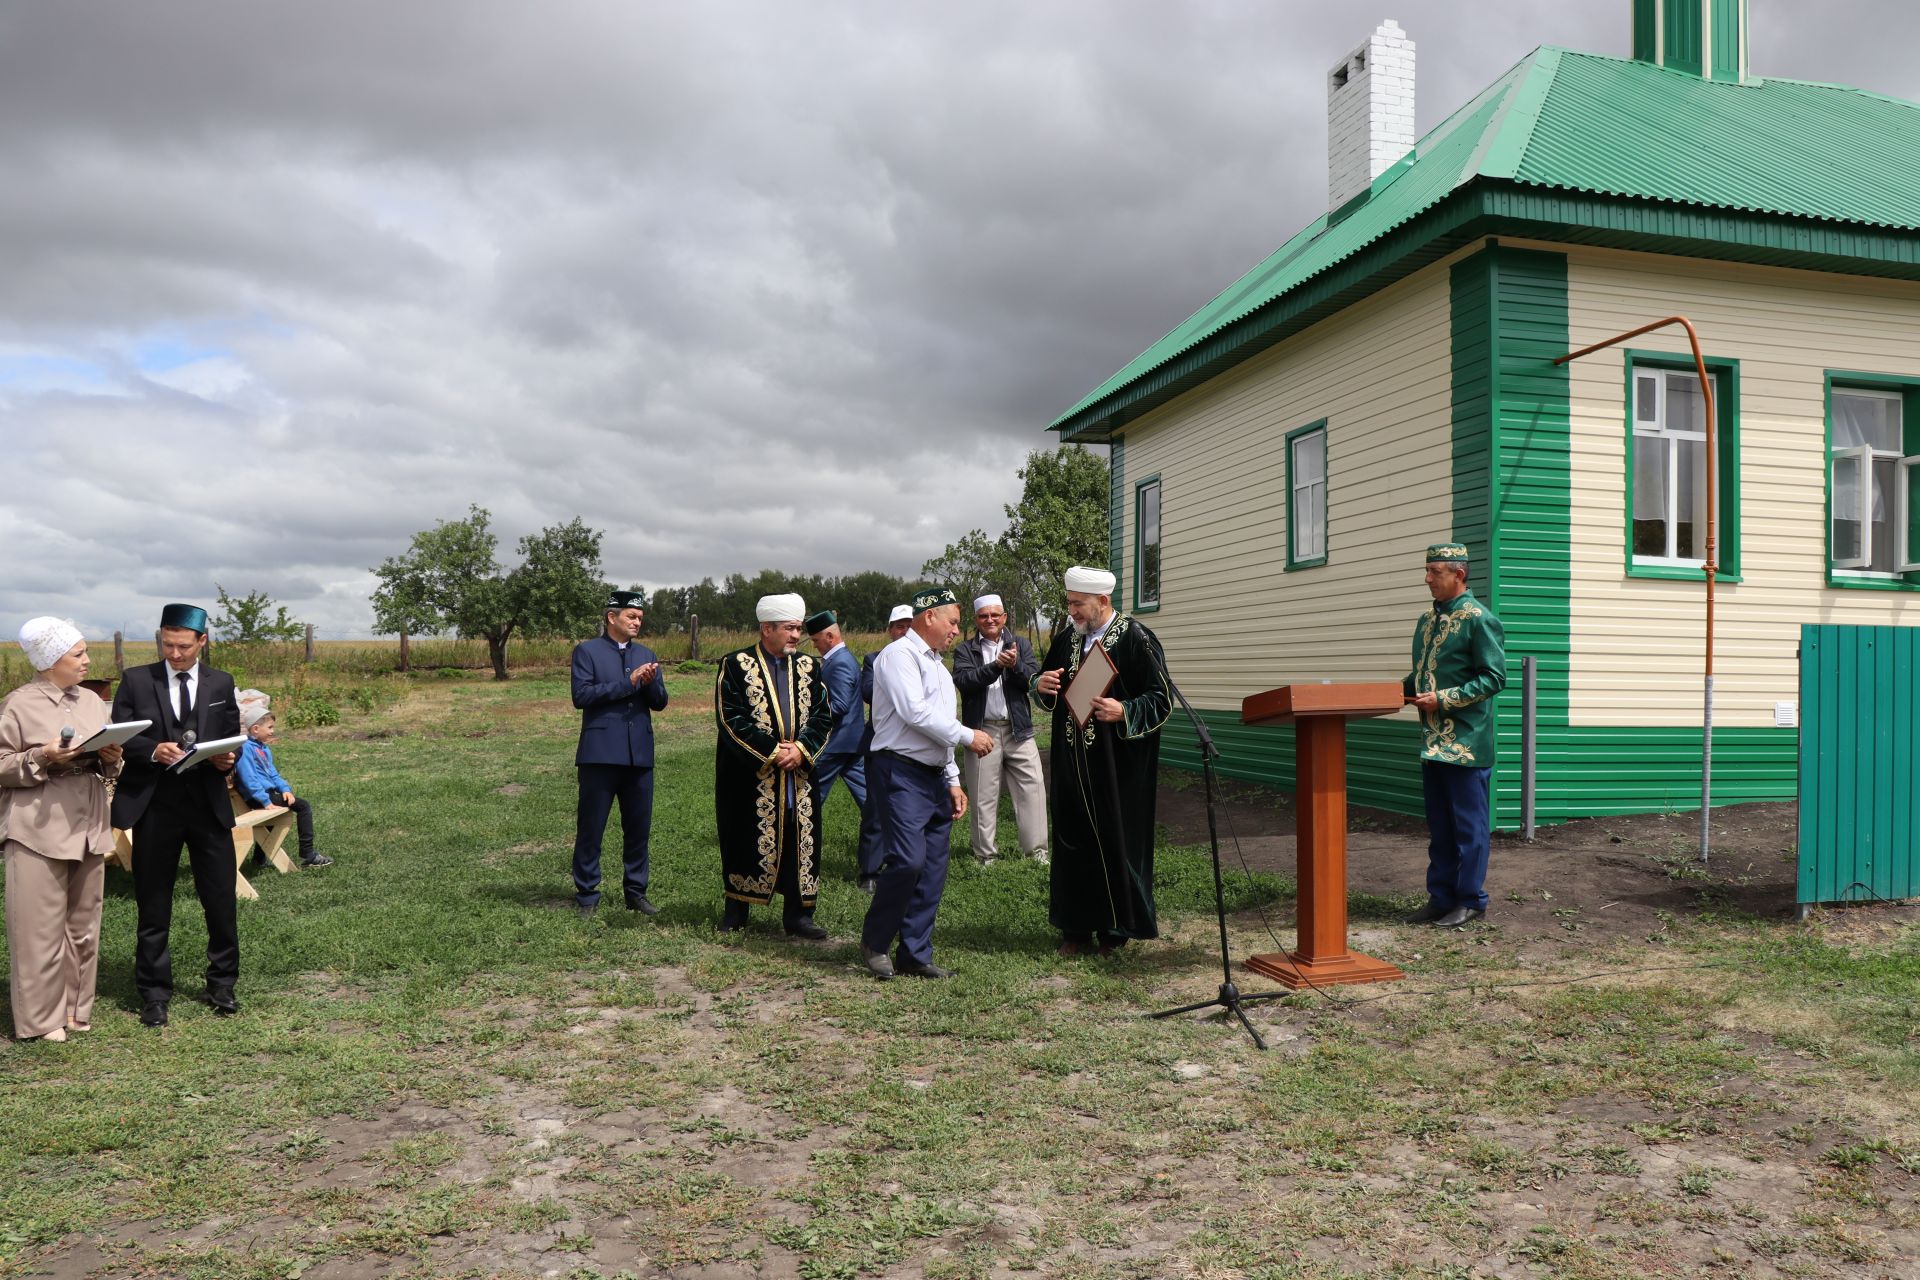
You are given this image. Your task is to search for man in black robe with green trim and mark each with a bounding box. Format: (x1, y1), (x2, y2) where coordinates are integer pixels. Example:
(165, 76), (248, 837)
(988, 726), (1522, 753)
(714, 592), (834, 938)
(1034, 566), (1172, 957)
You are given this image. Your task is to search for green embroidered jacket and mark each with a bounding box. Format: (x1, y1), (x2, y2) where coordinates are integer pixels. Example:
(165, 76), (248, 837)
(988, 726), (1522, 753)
(1401, 589), (1507, 767)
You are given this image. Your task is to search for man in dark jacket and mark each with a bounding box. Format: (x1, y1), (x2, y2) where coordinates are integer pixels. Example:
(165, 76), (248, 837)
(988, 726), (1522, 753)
(570, 590), (669, 917)
(951, 593), (1048, 866)
(110, 602), (244, 1027)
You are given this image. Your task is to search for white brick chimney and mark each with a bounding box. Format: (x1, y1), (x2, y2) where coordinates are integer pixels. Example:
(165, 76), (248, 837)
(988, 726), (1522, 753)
(1326, 19), (1416, 211)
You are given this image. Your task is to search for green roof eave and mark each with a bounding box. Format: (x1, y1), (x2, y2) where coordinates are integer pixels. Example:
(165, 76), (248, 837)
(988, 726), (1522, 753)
(1052, 181), (1920, 443)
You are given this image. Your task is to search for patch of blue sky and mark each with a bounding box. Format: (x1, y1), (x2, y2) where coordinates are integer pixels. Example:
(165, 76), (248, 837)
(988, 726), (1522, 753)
(130, 334), (235, 374)
(0, 352), (121, 395)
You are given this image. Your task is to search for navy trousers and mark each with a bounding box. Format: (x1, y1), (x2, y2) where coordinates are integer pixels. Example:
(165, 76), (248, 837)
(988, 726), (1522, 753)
(1421, 762), (1492, 912)
(573, 764), (654, 907)
(860, 751), (952, 967)
(811, 750), (870, 864)
(855, 750), (885, 877)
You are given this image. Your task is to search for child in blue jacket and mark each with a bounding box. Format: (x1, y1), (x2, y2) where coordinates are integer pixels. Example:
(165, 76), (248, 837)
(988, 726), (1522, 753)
(236, 702), (332, 867)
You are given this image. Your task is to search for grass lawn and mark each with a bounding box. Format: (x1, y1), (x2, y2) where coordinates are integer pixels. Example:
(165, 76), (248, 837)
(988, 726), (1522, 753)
(2, 668), (1916, 1279)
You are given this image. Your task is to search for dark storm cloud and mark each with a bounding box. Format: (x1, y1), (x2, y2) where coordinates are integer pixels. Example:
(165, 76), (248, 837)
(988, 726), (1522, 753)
(0, 1), (1912, 636)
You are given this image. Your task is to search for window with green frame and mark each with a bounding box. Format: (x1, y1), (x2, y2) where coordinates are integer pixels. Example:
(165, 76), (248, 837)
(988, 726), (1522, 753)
(1625, 352), (1740, 580)
(1827, 375), (1920, 585)
(1135, 476), (1161, 609)
(1285, 420), (1327, 570)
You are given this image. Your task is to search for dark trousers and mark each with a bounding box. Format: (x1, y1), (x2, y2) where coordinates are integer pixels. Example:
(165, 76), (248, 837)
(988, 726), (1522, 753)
(573, 764), (654, 907)
(855, 750), (885, 877)
(1422, 762), (1492, 912)
(860, 751), (952, 967)
(811, 749), (869, 866)
(132, 791), (240, 1003)
(251, 793), (317, 858)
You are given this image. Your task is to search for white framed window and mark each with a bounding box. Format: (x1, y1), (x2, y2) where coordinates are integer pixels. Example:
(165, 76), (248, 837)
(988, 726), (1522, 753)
(1632, 368), (1718, 565)
(1287, 423), (1327, 568)
(1830, 388), (1915, 576)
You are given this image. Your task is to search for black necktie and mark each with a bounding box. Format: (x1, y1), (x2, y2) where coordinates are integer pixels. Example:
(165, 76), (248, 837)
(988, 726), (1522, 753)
(176, 671), (193, 725)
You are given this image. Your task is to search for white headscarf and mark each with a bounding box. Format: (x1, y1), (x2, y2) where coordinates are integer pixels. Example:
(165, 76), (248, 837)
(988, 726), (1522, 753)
(18, 617), (83, 672)
(755, 593), (806, 623)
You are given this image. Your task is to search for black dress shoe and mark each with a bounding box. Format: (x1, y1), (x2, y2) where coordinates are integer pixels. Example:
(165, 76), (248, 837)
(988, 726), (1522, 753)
(718, 902), (750, 933)
(625, 894), (661, 916)
(1401, 902), (1451, 925)
(860, 946), (895, 981)
(140, 1001), (169, 1028)
(856, 876), (878, 896)
(896, 960), (954, 979)
(1435, 906), (1486, 928)
(203, 990), (239, 1016)
(784, 915), (828, 941)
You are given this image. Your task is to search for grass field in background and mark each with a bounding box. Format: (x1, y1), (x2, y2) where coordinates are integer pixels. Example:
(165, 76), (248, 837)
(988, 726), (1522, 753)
(0, 668), (1916, 1278)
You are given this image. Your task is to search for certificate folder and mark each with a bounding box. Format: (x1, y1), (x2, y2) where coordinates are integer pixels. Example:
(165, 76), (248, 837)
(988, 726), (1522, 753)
(73, 720), (152, 753)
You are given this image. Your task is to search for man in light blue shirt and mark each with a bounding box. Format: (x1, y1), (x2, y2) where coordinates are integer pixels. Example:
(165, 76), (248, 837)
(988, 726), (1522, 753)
(858, 587), (993, 980)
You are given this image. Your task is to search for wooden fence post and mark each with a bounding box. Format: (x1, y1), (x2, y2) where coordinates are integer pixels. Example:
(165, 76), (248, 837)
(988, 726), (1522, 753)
(689, 614), (700, 661)
(114, 631), (125, 672)
(304, 623), (316, 663)
(398, 631), (411, 673)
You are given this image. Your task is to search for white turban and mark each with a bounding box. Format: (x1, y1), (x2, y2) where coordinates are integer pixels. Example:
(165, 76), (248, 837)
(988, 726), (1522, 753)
(755, 593), (806, 623)
(18, 617), (83, 672)
(973, 594), (1004, 612)
(888, 604), (914, 624)
(1063, 566), (1117, 595)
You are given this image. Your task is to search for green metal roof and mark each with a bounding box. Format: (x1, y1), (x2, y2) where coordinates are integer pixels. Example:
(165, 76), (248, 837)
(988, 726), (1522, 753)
(1054, 48), (1920, 438)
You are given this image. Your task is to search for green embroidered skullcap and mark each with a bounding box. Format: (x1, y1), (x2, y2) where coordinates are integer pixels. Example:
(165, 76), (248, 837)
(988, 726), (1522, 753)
(605, 589), (646, 611)
(912, 587), (958, 614)
(1425, 543), (1470, 564)
(804, 610), (837, 635)
(159, 602), (209, 634)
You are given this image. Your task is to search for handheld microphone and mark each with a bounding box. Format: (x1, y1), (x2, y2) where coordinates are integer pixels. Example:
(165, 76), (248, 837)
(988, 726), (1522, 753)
(59, 726), (74, 749)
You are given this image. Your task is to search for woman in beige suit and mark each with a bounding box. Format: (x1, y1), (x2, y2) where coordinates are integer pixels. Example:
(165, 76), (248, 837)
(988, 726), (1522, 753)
(1, 618), (123, 1041)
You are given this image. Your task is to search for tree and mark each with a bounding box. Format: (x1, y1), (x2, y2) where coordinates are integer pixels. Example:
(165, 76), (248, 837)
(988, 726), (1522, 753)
(923, 445), (1110, 638)
(370, 506), (610, 680)
(211, 585), (304, 643)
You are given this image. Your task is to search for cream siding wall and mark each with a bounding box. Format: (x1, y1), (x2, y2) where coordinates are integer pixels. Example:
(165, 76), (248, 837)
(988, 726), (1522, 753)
(1118, 263), (1455, 713)
(1564, 248), (1920, 727)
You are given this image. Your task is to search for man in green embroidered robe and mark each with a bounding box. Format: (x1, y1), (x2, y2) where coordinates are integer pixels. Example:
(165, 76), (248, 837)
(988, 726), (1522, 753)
(1400, 544), (1507, 929)
(1033, 566), (1171, 957)
(714, 593), (835, 937)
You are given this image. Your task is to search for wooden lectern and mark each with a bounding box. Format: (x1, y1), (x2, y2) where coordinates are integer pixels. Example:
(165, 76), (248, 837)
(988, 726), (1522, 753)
(1241, 682), (1407, 989)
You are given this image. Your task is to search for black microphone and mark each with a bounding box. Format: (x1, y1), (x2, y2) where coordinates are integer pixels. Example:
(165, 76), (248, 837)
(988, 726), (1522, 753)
(59, 726), (74, 750)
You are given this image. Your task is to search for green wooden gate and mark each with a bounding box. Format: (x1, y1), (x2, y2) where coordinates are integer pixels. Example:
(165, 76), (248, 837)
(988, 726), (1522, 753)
(1798, 624), (1920, 909)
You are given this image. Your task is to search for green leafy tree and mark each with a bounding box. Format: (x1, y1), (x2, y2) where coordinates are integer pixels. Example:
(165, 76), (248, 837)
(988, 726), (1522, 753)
(925, 445), (1109, 639)
(211, 585), (304, 643)
(370, 505), (610, 680)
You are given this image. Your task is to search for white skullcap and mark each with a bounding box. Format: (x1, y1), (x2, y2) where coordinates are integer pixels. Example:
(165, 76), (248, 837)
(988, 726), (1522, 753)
(238, 688), (273, 729)
(973, 594), (1004, 612)
(755, 593), (806, 623)
(1063, 566), (1117, 595)
(18, 617), (83, 672)
(888, 604), (914, 625)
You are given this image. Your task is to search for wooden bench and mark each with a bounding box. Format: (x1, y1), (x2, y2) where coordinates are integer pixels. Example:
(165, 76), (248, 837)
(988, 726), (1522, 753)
(107, 776), (300, 900)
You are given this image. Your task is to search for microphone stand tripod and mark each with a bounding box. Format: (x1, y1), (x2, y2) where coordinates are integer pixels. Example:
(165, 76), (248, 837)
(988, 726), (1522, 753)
(1148, 667), (1288, 1050)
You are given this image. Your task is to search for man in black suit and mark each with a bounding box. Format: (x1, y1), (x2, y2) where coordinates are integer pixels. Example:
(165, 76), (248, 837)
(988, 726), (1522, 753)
(110, 602), (244, 1027)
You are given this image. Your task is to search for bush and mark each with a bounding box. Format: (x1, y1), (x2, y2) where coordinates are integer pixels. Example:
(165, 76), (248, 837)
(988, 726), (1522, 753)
(282, 693), (341, 729)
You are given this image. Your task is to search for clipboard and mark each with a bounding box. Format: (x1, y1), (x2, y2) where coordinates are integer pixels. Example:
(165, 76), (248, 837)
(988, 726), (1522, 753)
(73, 720), (152, 753)
(168, 734), (248, 774)
(1064, 642), (1118, 729)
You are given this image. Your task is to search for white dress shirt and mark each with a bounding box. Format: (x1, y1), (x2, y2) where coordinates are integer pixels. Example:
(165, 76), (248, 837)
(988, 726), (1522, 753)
(1080, 614), (1113, 654)
(871, 629), (970, 787)
(979, 636), (1008, 720)
(169, 661), (201, 723)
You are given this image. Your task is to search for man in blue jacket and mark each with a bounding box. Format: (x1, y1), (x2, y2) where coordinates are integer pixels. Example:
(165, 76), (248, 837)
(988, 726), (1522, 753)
(805, 609), (869, 865)
(570, 590), (669, 918)
(853, 604), (914, 892)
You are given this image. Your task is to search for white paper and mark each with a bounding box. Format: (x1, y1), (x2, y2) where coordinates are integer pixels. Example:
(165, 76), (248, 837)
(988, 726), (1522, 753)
(73, 720), (152, 753)
(169, 733), (249, 773)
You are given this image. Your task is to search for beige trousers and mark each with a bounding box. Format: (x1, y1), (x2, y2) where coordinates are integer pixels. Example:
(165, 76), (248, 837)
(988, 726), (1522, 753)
(962, 721), (1048, 861)
(4, 841), (106, 1039)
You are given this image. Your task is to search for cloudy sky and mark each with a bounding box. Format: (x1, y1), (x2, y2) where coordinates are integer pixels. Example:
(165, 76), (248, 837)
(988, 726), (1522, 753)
(2, 1), (1913, 638)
